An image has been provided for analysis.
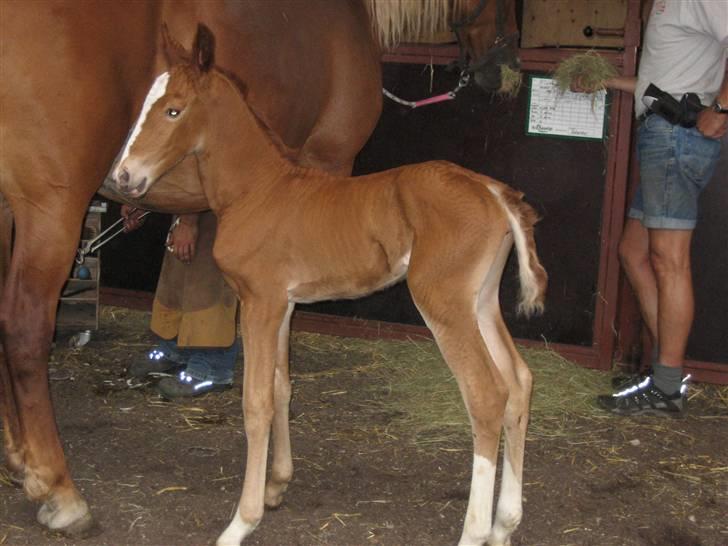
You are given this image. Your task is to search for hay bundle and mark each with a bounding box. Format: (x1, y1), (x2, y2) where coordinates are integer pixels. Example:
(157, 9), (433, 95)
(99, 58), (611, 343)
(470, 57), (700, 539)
(553, 51), (618, 93)
(499, 64), (523, 98)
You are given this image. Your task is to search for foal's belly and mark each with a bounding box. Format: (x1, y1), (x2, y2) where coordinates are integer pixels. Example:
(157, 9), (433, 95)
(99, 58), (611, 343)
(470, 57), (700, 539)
(286, 249), (411, 304)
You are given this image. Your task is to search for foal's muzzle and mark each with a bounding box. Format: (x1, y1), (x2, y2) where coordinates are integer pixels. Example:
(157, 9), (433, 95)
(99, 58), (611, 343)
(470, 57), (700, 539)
(114, 167), (148, 198)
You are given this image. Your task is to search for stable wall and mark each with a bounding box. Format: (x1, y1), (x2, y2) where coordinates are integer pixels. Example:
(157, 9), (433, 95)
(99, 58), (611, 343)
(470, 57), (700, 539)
(99, 0), (726, 381)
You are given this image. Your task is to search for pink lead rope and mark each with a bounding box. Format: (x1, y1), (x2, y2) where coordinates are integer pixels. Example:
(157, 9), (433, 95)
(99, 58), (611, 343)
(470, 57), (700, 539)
(383, 88), (457, 109)
(383, 72), (471, 109)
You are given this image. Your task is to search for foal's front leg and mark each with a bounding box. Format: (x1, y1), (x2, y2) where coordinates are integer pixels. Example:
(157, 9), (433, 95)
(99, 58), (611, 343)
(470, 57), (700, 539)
(264, 303), (295, 508)
(217, 296), (292, 546)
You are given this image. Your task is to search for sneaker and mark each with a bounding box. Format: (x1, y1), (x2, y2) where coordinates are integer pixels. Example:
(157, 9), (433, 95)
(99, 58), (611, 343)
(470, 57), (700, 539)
(156, 371), (232, 399)
(611, 373), (641, 389)
(597, 375), (688, 417)
(127, 348), (185, 378)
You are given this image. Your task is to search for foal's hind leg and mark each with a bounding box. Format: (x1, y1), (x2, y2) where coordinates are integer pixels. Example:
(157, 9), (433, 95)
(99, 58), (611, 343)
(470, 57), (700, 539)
(477, 234), (532, 546)
(408, 262), (508, 545)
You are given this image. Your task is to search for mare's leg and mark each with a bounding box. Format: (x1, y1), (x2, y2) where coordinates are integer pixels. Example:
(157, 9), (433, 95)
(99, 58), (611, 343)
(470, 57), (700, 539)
(408, 240), (509, 546)
(477, 234), (532, 546)
(264, 303), (295, 508)
(217, 296), (292, 546)
(0, 200), (93, 534)
(0, 192), (24, 483)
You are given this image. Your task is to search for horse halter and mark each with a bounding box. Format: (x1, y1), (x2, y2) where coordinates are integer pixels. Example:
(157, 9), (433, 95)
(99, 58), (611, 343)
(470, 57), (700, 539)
(450, 0), (519, 76)
(381, 0), (518, 109)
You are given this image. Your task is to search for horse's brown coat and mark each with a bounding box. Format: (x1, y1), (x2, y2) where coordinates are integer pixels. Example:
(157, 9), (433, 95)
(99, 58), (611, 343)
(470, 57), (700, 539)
(0, 0), (519, 540)
(0, 0), (381, 535)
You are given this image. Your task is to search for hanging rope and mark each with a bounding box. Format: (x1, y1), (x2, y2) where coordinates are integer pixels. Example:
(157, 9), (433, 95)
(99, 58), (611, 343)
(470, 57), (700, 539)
(382, 71), (470, 109)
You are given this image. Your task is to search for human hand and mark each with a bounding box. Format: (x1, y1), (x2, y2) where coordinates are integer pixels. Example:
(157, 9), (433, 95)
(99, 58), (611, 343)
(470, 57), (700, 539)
(120, 205), (147, 232)
(167, 214), (199, 264)
(696, 109), (728, 140)
(569, 74), (598, 94)
(569, 75), (636, 95)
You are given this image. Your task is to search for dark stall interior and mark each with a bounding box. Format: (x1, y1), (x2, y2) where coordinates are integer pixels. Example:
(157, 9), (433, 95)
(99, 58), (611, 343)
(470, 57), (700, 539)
(97, 0), (727, 381)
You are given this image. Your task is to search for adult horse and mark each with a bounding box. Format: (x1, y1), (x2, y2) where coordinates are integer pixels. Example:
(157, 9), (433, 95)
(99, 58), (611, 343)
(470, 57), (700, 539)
(0, 0), (518, 539)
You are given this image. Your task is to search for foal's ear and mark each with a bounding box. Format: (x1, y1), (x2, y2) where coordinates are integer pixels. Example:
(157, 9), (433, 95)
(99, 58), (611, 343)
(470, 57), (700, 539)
(161, 23), (189, 67)
(193, 24), (215, 73)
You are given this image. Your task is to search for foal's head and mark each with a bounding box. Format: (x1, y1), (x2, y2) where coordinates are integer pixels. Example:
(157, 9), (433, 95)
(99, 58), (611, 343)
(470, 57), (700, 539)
(114, 24), (216, 198)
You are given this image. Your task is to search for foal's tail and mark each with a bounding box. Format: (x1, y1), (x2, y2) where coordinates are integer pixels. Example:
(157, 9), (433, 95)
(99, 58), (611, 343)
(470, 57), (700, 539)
(488, 182), (548, 317)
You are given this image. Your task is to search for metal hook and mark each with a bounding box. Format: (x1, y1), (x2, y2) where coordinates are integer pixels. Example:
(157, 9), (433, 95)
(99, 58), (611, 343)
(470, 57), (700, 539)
(75, 210), (150, 264)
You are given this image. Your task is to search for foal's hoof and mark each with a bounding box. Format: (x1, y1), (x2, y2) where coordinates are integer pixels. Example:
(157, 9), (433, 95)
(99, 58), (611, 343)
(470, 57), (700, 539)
(38, 499), (98, 538)
(264, 482), (288, 509)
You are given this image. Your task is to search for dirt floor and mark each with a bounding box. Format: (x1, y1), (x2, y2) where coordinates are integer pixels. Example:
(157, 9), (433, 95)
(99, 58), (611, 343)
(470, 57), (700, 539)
(1, 307), (727, 546)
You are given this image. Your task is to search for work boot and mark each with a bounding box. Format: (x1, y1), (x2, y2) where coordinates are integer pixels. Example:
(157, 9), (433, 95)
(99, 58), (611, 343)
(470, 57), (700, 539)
(156, 371), (232, 399)
(127, 348), (185, 378)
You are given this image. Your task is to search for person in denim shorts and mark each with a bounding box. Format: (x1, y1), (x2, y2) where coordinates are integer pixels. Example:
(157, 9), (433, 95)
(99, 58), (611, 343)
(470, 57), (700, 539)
(575, 0), (727, 415)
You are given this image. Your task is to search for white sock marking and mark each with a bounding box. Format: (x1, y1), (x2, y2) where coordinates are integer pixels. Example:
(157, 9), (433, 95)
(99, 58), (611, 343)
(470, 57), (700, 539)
(490, 455), (522, 545)
(459, 454), (496, 546)
(117, 72), (170, 168)
(216, 507), (258, 546)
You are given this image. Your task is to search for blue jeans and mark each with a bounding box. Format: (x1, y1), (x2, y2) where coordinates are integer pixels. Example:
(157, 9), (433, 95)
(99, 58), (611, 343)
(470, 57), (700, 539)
(157, 337), (240, 384)
(629, 115), (721, 229)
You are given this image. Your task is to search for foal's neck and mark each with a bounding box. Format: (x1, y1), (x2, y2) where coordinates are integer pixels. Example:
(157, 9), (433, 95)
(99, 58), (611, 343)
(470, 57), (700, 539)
(198, 72), (294, 212)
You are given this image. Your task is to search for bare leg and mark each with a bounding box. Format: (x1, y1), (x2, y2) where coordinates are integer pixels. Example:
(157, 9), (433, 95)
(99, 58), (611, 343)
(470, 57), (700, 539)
(619, 218), (658, 342)
(649, 229), (694, 367)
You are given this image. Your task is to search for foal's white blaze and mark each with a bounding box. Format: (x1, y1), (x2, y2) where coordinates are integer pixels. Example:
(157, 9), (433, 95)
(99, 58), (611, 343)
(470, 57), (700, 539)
(216, 507), (257, 546)
(459, 454), (497, 546)
(116, 72), (170, 168)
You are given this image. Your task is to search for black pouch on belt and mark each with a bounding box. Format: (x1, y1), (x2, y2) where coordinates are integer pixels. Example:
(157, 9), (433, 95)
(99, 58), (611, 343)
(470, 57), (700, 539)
(642, 84), (705, 127)
(678, 92), (703, 128)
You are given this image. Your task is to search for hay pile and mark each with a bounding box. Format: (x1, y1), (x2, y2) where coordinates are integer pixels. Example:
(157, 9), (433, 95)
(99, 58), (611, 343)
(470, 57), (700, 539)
(498, 64), (523, 98)
(356, 337), (617, 446)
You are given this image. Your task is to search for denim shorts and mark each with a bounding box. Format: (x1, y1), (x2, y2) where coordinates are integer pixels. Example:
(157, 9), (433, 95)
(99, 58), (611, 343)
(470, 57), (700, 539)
(628, 114), (721, 229)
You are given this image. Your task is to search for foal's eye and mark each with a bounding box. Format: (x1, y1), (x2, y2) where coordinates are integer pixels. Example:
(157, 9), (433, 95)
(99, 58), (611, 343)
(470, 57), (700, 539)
(166, 108), (181, 119)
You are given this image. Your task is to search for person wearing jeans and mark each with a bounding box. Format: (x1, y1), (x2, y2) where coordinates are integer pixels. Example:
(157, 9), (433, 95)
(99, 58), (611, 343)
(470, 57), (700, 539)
(123, 207), (240, 398)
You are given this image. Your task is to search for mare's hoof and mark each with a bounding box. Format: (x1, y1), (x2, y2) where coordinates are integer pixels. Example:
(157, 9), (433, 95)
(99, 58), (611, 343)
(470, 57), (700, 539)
(38, 500), (99, 538)
(4, 468), (24, 487)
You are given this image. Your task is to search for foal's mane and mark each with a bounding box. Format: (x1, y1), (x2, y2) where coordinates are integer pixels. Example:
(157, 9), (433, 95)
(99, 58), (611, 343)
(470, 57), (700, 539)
(364, 0), (469, 49)
(214, 66), (301, 166)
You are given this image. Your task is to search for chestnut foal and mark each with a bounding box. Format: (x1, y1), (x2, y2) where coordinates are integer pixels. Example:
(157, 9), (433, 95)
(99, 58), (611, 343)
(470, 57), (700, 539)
(115, 26), (547, 546)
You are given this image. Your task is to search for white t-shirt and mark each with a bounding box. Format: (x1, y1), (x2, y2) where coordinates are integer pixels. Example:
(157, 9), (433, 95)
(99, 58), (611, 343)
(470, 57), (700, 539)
(635, 0), (728, 117)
